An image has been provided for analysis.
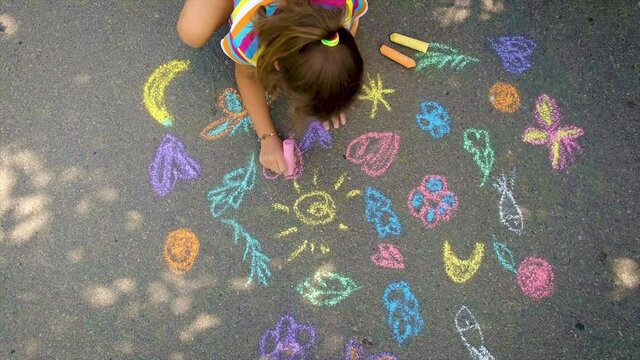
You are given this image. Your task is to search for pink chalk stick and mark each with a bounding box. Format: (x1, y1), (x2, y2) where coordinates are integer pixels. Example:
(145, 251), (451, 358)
(283, 139), (296, 176)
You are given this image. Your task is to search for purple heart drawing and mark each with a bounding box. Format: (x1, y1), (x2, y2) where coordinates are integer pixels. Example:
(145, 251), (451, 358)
(488, 35), (537, 74)
(299, 120), (333, 153)
(149, 133), (201, 197)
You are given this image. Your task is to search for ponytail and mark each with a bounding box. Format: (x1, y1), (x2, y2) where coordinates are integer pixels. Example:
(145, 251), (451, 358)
(254, 0), (364, 128)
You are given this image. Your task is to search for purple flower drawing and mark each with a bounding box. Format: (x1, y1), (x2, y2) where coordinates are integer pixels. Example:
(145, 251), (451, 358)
(259, 314), (316, 360)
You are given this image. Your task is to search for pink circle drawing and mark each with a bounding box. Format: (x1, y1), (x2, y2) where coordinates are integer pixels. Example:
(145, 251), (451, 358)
(407, 175), (458, 229)
(517, 257), (555, 300)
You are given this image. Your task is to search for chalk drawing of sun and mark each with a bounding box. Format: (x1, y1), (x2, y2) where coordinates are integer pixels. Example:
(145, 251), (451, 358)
(272, 172), (361, 262)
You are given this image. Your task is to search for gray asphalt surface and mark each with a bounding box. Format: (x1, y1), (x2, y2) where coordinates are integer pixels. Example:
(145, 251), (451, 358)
(1, 1), (639, 359)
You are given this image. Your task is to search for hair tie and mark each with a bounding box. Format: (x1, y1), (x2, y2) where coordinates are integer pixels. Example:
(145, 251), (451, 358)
(321, 32), (339, 47)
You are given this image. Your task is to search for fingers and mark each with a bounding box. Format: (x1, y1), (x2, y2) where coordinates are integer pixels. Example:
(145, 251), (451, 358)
(322, 113), (348, 130)
(261, 157), (286, 174)
(332, 115), (340, 129)
(276, 157), (288, 175)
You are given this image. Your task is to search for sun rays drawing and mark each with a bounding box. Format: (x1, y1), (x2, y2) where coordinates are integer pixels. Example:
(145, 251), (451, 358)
(272, 172), (362, 262)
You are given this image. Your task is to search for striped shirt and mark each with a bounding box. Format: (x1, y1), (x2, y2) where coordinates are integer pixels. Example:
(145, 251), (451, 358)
(221, 0), (368, 66)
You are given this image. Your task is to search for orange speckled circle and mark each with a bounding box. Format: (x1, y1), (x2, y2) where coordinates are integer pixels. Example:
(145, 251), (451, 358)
(163, 228), (200, 274)
(489, 82), (521, 113)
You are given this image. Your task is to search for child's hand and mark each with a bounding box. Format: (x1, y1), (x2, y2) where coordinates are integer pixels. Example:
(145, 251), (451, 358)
(322, 112), (347, 130)
(260, 136), (288, 174)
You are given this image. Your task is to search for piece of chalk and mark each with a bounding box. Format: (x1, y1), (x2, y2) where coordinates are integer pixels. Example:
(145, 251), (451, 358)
(283, 139), (296, 176)
(390, 33), (429, 53)
(379, 45), (416, 69)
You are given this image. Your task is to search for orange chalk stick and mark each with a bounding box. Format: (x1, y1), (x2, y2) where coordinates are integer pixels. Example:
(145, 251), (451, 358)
(380, 45), (416, 69)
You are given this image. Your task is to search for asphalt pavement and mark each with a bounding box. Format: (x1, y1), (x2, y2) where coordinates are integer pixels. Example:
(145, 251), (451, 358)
(1, 1), (639, 359)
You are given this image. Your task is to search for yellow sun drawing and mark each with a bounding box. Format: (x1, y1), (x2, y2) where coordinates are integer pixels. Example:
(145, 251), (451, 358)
(272, 172), (361, 262)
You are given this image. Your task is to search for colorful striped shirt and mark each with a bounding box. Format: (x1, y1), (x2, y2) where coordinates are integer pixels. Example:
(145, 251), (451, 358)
(221, 0), (368, 66)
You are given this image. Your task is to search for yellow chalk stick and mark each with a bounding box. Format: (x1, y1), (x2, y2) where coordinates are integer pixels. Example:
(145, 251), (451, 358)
(380, 45), (416, 69)
(390, 33), (429, 53)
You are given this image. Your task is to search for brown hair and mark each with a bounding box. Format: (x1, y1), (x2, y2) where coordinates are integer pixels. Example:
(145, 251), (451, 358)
(254, 0), (364, 128)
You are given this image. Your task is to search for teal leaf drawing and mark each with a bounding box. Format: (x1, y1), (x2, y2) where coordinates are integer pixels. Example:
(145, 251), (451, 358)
(416, 43), (479, 72)
(463, 129), (495, 187)
(222, 219), (272, 286)
(207, 152), (257, 218)
(492, 239), (517, 274)
(296, 271), (361, 307)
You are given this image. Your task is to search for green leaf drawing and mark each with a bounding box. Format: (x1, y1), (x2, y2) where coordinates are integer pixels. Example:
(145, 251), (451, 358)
(416, 43), (479, 72)
(296, 271), (361, 307)
(492, 238), (518, 274)
(463, 128), (495, 187)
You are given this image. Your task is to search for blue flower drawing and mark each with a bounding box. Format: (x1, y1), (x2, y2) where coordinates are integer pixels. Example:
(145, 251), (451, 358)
(416, 101), (451, 139)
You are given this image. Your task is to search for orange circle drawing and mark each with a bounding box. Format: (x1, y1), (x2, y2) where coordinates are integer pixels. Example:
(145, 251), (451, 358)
(489, 82), (520, 113)
(163, 228), (200, 274)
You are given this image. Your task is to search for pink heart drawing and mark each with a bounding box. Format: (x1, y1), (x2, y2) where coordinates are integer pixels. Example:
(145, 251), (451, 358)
(345, 132), (400, 177)
(371, 243), (405, 269)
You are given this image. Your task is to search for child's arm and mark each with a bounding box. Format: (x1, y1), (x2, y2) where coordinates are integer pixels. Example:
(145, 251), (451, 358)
(350, 19), (359, 36)
(235, 63), (288, 174)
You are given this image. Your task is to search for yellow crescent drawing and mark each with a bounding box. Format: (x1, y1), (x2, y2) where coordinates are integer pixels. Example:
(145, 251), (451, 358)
(443, 240), (485, 283)
(143, 59), (190, 127)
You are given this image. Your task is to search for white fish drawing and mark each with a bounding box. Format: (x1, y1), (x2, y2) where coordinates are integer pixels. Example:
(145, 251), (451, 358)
(493, 169), (524, 234)
(455, 305), (495, 360)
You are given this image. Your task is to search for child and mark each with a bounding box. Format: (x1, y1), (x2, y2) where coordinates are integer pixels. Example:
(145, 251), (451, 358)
(177, 0), (367, 174)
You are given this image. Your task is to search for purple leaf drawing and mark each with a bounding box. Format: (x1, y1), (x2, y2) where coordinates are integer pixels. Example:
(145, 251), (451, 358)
(488, 35), (537, 74)
(149, 133), (201, 197)
(299, 120), (333, 154)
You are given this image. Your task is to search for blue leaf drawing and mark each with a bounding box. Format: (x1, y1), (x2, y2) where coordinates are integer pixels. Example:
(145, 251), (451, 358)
(365, 187), (402, 238)
(221, 219), (272, 286)
(416, 101), (452, 139)
(492, 239), (517, 274)
(207, 153), (257, 218)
